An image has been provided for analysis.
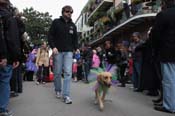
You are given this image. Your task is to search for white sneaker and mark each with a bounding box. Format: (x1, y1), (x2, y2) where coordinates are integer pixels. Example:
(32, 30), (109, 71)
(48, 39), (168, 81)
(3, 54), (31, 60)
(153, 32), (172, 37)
(0, 110), (13, 116)
(42, 82), (46, 84)
(64, 96), (72, 104)
(35, 81), (40, 85)
(56, 92), (61, 98)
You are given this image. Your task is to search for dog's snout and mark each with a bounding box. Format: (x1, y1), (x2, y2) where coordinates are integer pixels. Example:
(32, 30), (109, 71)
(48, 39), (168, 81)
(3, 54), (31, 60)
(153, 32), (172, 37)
(106, 83), (111, 87)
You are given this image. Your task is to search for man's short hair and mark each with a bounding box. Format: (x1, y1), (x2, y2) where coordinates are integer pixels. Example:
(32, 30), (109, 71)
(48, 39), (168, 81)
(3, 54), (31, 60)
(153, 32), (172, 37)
(132, 32), (141, 38)
(105, 40), (111, 44)
(61, 5), (73, 14)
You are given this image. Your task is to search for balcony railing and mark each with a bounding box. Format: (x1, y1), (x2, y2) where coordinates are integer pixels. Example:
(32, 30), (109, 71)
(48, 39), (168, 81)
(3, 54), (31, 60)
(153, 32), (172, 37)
(87, 0), (113, 25)
(88, 0), (161, 45)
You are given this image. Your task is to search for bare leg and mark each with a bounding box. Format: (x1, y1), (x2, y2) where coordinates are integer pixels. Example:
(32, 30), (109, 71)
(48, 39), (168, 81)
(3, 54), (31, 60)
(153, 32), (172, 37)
(94, 90), (98, 105)
(102, 90), (106, 103)
(97, 91), (104, 111)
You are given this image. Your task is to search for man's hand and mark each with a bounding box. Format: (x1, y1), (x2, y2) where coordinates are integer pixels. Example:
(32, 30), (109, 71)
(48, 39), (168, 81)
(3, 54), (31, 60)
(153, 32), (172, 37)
(0, 58), (7, 67)
(53, 47), (58, 54)
(13, 61), (19, 69)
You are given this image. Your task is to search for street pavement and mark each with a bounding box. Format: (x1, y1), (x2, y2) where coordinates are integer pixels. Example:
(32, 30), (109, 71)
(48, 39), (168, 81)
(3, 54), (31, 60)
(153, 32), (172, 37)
(9, 81), (174, 116)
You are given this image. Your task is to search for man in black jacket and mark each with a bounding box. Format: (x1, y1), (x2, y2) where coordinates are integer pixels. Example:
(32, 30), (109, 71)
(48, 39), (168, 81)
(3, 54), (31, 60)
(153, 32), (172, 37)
(48, 5), (78, 104)
(0, 0), (20, 115)
(152, 0), (175, 113)
(81, 43), (92, 83)
(10, 8), (25, 97)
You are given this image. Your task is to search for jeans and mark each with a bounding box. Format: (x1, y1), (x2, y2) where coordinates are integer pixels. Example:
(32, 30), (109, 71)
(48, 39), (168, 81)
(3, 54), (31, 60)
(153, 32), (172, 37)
(53, 52), (73, 97)
(37, 65), (49, 82)
(132, 60), (142, 89)
(10, 68), (18, 92)
(82, 60), (91, 81)
(10, 65), (23, 93)
(26, 71), (34, 81)
(0, 65), (12, 112)
(16, 65), (23, 92)
(119, 63), (128, 86)
(161, 63), (175, 112)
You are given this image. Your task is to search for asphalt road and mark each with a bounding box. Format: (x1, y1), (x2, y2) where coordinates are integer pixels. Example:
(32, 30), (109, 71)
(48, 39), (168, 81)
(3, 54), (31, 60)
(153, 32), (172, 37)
(9, 81), (174, 116)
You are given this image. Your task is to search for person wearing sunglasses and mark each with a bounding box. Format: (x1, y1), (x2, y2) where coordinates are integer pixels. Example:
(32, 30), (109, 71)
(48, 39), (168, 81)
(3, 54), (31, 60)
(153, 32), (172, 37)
(48, 5), (78, 104)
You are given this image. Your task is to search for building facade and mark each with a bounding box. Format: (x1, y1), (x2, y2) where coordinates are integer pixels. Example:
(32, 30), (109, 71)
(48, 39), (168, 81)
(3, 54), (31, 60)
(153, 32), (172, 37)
(75, 0), (161, 48)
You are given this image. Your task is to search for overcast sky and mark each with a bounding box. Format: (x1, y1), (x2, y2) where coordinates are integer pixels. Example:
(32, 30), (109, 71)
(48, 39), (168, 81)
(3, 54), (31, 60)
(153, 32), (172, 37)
(10, 0), (88, 22)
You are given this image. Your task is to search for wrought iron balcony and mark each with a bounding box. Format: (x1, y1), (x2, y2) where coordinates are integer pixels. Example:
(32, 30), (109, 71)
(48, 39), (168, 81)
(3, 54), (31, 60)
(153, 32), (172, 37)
(87, 0), (113, 25)
(88, 0), (161, 46)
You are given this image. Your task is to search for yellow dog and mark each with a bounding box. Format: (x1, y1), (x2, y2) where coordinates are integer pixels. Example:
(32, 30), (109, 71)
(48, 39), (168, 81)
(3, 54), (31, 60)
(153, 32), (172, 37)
(94, 72), (112, 111)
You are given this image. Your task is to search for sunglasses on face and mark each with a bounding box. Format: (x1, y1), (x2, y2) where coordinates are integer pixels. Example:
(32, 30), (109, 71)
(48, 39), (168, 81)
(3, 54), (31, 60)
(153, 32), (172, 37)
(65, 10), (73, 14)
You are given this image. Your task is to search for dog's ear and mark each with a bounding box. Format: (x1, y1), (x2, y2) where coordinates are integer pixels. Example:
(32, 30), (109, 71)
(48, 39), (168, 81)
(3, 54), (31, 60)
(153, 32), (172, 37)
(97, 73), (103, 83)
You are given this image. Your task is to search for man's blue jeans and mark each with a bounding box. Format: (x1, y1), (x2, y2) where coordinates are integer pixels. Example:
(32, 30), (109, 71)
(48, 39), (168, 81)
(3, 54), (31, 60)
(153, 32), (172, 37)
(53, 52), (73, 97)
(0, 65), (12, 112)
(132, 60), (142, 89)
(161, 63), (175, 112)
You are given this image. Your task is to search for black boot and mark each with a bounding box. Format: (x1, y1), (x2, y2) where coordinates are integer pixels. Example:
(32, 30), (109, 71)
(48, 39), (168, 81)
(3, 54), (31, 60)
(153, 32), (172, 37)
(152, 97), (162, 103)
(147, 90), (159, 96)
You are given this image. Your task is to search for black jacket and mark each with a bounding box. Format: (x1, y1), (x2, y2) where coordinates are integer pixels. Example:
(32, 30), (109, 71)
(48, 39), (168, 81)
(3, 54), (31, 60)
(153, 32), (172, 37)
(81, 47), (92, 62)
(0, 8), (21, 64)
(152, 7), (175, 62)
(105, 48), (121, 64)
(15, 16), (26, 62)
(48, 16), (78, 52)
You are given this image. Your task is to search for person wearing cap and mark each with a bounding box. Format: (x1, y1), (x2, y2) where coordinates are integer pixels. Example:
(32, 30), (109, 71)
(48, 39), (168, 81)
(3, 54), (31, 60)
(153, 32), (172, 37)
(0, 0), (21, 115)
(48, 5), (78, 104)
(151, 0), (175, 113)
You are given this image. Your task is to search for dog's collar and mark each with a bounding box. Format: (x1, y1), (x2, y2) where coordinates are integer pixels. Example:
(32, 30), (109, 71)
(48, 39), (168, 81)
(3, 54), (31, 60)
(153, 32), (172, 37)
(98, 81), (104, 86)
(98, 81), (109, 92)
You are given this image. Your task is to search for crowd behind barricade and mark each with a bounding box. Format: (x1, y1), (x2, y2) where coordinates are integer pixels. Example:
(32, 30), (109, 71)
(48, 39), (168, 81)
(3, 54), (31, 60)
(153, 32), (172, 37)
(1, 0), (175, 115)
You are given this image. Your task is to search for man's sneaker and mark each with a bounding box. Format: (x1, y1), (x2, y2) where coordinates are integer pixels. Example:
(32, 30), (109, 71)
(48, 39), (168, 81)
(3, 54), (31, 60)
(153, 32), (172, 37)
(56, 92), (61, 99)
(42, 82), (46, 84)
(35, 81), (40, 85)
(0, 110), (13, 116)
(64, 96), (72, 104)
(10, 92), (19, 97)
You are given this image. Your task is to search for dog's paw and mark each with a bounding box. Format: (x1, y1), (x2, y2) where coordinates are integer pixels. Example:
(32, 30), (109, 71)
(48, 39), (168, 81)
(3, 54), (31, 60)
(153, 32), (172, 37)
(99, 103), (104, 111)
(99, 106), (104, 111)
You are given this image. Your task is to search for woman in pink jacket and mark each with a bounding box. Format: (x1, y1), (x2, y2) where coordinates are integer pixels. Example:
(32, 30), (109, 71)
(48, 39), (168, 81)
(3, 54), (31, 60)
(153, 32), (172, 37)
(92, 49), (100, 68)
